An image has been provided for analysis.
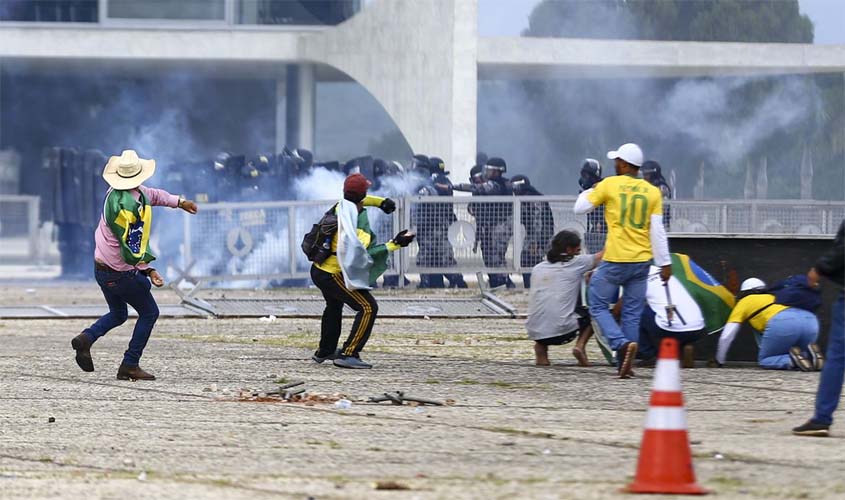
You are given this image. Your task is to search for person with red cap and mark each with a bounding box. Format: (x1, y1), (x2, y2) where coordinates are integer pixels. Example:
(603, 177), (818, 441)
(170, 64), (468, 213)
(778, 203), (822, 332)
(310, 173), (414, 369)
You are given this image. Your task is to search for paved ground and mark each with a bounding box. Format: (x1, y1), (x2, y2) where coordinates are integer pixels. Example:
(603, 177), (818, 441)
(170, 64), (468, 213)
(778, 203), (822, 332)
(1, 284), (843, 499)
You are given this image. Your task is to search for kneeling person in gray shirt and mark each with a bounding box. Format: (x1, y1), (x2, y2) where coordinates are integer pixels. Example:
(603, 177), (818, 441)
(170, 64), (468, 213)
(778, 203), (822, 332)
(526, 230), (603, 366)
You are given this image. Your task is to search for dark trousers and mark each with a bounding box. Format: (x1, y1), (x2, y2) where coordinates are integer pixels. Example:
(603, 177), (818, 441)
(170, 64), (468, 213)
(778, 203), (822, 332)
(638, 306), (702, 359)
(311, 265), (379, 358)
(84, 267), (160, 366)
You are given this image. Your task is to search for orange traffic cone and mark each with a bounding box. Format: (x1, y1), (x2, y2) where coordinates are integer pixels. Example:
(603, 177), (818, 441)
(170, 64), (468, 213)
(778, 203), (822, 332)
(626, 338), (707, 495)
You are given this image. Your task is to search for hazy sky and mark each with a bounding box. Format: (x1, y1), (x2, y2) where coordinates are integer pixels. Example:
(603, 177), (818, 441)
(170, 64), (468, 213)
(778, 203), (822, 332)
(478, 0), (845, 43)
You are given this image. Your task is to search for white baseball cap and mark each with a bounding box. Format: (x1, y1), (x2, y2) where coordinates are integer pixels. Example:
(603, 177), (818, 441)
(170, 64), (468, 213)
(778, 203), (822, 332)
(607, 143), (644, 167)
(740, 278), (766, 291)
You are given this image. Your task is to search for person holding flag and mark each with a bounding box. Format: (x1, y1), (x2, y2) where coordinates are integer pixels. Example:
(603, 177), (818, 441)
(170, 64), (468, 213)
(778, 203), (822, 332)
(636, 253), (736, 368)
(71, 150), (198, 381)
(310, 173), (414, 369)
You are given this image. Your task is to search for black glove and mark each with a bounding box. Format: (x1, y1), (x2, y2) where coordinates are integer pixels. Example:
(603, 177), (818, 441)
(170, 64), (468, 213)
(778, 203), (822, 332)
(391, 229), (415, 247)
(380, 198), (396, 214)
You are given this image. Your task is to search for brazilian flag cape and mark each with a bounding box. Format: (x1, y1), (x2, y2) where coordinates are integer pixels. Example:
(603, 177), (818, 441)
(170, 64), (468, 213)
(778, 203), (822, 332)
(104, 188), (156, 266)
(670, 253), (735, 334)
(355, 209), (389, 285)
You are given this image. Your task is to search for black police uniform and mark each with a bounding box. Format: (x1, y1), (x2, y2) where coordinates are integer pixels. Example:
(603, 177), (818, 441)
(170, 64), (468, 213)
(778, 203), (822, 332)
(455, 158), (513, 289)
(512, 176), (554, 288)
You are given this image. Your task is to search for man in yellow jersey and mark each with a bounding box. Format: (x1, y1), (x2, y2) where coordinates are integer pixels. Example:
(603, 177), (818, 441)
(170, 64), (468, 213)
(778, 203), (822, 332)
(573, 143), (671, 378)
(310, 173), (415, 369)
(716, 278), (820, 370)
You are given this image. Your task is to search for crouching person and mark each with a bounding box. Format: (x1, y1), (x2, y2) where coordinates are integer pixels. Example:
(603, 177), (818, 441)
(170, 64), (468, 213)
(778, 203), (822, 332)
(71, 150), (198, 381)
(636, 265), (706, 368)
(526, 230), (603, 366)
(717, 277), (821, 370)
(310, 173), (414, 369)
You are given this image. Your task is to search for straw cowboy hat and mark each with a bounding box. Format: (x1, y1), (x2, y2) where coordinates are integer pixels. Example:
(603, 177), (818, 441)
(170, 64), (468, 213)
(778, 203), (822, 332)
(102, 150), (156, 190)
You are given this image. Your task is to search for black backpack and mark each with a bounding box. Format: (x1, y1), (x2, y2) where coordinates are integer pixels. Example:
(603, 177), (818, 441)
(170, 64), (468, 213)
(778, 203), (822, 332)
(301, 206), (338, 264)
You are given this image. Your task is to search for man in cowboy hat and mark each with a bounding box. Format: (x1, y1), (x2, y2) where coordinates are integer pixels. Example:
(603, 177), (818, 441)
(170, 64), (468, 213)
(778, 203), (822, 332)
(71, 150), (198, 381)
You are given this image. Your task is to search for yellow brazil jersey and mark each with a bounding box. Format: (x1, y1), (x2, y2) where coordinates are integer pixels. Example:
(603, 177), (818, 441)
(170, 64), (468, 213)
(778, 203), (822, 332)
(727, 294), (788, 332)
(587, 175), (663, 262)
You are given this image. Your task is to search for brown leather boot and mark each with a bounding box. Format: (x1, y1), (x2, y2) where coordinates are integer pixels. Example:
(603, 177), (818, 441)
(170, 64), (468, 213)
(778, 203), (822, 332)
(71, 333), (94, 372)
(116, 364), (156, 381)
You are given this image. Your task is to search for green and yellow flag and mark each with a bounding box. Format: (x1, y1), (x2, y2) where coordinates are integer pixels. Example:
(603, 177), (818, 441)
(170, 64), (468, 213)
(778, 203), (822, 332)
(104, 189), (155, 266)
(671, 253), (735, 334)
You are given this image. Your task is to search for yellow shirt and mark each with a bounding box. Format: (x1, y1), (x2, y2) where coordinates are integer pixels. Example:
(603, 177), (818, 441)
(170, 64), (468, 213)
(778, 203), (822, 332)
(727, 294), (788, 332)
(587, 175), (663, 262)
(315, 195), (399, 274)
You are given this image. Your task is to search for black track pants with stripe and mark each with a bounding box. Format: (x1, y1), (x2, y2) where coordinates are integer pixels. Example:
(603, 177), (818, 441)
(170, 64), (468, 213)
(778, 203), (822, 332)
(311, 265), (379, 358)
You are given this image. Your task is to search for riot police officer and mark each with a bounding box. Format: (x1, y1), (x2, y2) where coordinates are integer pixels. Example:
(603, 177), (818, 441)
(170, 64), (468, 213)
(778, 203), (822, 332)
(579, 158), (606, 254)
(454, 157), (513, 289)
(411, 157), (444, 288)
(423, 157), (467, 288)
(511, 174), (555, 288)
(641, 160), (672, 228)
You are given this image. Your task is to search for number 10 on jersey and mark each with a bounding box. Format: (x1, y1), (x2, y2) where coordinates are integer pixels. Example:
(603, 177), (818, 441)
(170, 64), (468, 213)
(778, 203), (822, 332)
(619, 193), (648, 229)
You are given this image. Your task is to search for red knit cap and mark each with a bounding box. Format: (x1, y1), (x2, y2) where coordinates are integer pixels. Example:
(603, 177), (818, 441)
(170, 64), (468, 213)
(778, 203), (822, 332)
(343, 173), (371, 200)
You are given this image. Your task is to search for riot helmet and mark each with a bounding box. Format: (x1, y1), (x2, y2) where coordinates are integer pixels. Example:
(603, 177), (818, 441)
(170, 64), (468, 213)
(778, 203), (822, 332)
(429, 156), (448, 175)
(214, 152), (230, 172)
(510, 174), (531, 195)
(579, 158), (602, 191)
(410, 154), (430, 172)
(373, 158), (388, 179)
(249, 155), (271, 173)
(641, 160), (663, 184)
(293, 148), (313, 168)
(483, 157), (507, 179)
(470, 165), (484, 183)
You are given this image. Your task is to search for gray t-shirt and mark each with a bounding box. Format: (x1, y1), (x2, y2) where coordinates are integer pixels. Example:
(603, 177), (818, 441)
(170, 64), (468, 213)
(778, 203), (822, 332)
(526, 255), (596, 341)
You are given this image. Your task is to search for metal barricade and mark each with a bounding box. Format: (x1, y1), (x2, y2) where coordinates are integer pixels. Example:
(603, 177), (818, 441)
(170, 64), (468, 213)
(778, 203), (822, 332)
(172, 197), (845, 286)
(0, 195), (41, 263)
(181, 199), (399, 284)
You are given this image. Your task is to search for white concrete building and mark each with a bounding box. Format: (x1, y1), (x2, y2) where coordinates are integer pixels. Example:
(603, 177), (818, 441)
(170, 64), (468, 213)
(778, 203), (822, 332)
(0, 0), (843, 182)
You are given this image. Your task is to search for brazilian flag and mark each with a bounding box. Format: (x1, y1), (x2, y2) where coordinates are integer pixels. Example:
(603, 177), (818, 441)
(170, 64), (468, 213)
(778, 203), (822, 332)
(355, 208), (389, 285)
(670, 253), (735, 334)
(104, 189), (155, 266)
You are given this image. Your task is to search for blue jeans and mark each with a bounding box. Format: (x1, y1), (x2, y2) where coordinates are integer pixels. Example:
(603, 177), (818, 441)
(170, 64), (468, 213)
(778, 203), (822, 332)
(638, 306), (702, 359)
(83, 268), (160, 367)
(759, 308), (819, 370)
(813, 292), (845, 425)
(588, 261), (650, 351)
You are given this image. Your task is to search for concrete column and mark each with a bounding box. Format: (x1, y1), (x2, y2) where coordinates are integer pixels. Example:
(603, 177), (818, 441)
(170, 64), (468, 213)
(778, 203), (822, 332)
(448, 0), (478, 184)
(274, 69), (286, 154)
(297, 63), (316, 152)
(284, 64), (316, 151)
(299, 0), (478, 179)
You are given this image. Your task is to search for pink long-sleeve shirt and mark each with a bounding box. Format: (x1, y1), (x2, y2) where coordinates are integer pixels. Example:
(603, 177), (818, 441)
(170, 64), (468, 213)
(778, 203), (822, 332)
(94, 185), (180, 272)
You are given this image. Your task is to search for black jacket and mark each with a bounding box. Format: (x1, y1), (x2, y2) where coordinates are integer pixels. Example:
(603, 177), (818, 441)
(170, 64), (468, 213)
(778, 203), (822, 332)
(816, 220), (844, 287)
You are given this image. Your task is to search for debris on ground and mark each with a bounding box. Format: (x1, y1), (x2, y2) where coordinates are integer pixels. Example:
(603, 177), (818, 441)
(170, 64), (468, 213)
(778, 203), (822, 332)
(229, 381), (349, 406)
(368, 391), (444, 406)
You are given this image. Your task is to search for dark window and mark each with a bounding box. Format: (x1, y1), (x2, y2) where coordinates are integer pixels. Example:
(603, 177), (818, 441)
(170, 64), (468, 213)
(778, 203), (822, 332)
(238, 0), (359, 26)
(107, 0), (225, 20)
(0, 0), (98, 22)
